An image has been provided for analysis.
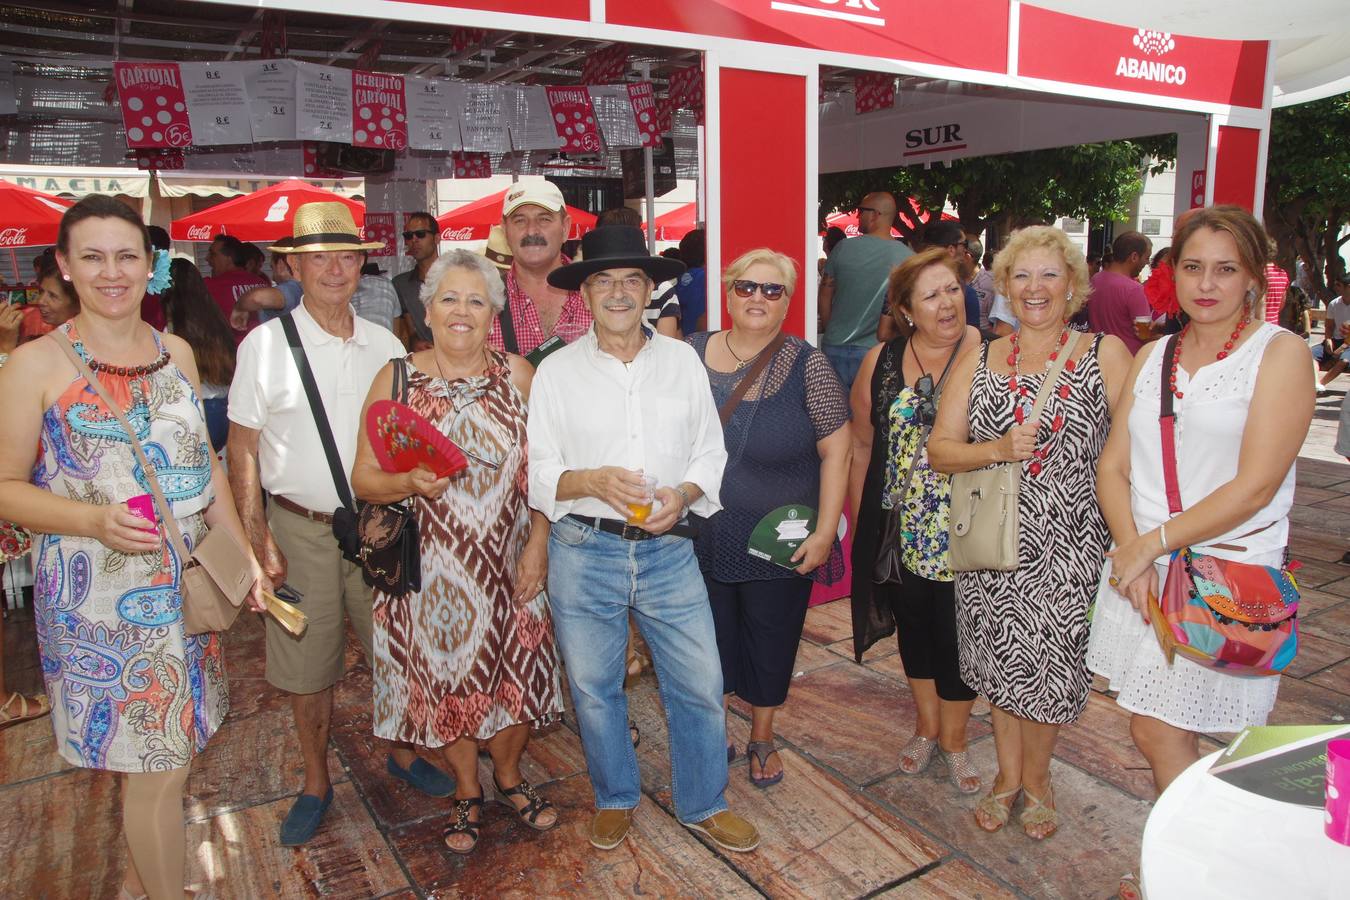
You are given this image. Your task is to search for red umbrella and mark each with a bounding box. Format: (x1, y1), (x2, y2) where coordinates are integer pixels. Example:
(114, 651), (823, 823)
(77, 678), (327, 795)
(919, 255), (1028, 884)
(824, 198), (958, 237)
(643, 203), (699, 242)
(437, 189), (595, 242)
(170, 179), (365, 242)
(0, 181), (74, 248)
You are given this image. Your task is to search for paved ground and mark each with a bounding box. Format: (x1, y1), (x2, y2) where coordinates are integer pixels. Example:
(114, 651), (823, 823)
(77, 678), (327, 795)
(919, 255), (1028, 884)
(3, 388), (1349, 899)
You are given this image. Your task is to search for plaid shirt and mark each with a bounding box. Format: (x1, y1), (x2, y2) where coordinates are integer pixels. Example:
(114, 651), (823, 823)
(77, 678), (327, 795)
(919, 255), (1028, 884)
(488, 260), (592, 355)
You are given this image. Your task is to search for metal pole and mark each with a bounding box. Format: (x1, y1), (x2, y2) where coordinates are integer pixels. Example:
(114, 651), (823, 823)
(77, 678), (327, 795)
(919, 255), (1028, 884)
(644, 144), (656, 254)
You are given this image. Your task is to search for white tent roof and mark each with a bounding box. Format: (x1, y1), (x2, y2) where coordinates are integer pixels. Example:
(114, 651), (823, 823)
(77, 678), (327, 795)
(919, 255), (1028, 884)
(1027, 1), (1350, 106)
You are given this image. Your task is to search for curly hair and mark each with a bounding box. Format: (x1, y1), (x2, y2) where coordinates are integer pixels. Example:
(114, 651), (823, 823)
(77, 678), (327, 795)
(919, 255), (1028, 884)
(992, 225), (1091, 317)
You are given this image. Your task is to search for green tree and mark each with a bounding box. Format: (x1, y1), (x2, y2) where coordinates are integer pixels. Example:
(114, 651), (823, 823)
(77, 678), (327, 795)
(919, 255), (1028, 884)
(1264, 92), (1350, 298)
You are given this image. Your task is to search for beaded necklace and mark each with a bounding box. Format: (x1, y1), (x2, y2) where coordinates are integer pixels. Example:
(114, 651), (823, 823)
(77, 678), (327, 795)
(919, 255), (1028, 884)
(1167, 314), (1250, 400)
(1006, 327), (1074, 476)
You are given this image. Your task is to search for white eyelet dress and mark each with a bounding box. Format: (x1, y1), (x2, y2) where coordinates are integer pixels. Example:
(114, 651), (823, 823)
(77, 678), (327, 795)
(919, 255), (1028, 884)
(1087, 323), (1297, 732)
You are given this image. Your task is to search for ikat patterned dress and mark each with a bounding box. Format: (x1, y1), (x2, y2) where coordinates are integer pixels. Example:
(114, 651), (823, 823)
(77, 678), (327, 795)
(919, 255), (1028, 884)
(956, 336), (1112, 724)
(33, 323), (227, 772)
(372, 354), (563, 746)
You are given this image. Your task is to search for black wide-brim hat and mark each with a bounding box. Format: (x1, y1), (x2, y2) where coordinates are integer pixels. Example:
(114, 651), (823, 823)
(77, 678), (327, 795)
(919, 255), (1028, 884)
(547, 225), (686, 291)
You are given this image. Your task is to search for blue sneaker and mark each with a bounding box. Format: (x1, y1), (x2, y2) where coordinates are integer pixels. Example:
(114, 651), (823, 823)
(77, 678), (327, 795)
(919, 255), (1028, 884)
(387, 754), (455, 797)
(279, 787), (333, 846)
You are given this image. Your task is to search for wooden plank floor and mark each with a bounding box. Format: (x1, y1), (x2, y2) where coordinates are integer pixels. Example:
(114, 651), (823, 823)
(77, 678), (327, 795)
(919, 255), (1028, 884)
(3, 388), (1350, 899)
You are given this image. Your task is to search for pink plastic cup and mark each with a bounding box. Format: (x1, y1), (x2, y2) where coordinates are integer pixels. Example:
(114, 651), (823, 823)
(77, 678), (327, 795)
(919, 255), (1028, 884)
(126, 494), (159, 535)
(1327, 739), (1350, 845)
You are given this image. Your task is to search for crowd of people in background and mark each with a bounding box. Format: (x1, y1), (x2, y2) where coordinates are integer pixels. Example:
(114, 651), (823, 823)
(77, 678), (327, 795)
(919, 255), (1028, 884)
(0, 182), (1328, 899)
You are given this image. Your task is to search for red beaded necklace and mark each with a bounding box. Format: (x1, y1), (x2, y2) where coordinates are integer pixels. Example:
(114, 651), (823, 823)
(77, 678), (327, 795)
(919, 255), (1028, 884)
(1167, 314), (1250, 400)
(1006, 327), (1074, 476)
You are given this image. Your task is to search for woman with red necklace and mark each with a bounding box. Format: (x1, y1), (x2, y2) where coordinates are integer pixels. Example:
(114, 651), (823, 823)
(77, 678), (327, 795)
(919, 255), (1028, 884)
(1089, 207), (1313, 798)
(928, 226), (1132, 840)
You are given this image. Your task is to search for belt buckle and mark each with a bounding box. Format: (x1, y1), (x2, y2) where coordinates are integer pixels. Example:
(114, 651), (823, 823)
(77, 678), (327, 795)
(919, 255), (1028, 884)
(620, 523), (648, 541)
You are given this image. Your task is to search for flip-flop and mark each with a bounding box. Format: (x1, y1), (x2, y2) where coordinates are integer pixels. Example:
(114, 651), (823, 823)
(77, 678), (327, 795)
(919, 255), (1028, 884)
(745, 740), (783, 788)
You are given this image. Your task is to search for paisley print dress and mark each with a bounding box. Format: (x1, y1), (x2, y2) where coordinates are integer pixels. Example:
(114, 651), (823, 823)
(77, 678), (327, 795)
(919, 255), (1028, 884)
(371, 353), (563, 745)
(32, 323), (227, 772)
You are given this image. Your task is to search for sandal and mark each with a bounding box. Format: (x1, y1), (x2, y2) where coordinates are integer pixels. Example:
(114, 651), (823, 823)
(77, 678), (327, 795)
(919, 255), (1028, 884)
(745, 740), (783, 788)
(898, 734), (937, 775)
(1020, 786), (1058, 840)
(1117, 873), (1141, 900)
(441, 795), (484, 854)
(492, 777), (558, 831)
(0, 691), (49, 730)
(974, 785), (1021, 833)
(938, 748), (982, 794)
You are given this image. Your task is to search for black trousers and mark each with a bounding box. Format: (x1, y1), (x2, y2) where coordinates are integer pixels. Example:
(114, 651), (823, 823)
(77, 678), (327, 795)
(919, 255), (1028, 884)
(889, 565), (977, 702)
(705, 576), (813, 707)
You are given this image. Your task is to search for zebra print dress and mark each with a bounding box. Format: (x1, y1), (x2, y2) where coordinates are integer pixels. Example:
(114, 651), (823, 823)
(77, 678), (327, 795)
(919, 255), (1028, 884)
(956, 335), (1112, 725)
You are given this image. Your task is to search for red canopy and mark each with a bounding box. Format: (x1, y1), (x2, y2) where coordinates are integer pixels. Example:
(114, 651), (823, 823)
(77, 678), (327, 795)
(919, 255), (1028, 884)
(0, 181), (74, 248)
(643, 203), (698, 242)
(437, 189), (595, 242)
(170, 179), (365, 242)
(823, 198), (958, 237)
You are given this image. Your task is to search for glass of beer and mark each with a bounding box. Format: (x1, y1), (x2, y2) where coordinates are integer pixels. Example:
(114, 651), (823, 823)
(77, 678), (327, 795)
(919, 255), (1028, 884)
(627, 474), (658, 525)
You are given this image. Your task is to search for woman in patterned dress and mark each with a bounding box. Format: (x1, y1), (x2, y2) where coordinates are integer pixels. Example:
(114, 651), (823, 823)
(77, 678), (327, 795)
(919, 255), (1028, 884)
(0, 196), (266, 899)
(352, 249), (564, 856)
(928, 227), (1132, 840)
(848, 249), (983, 794)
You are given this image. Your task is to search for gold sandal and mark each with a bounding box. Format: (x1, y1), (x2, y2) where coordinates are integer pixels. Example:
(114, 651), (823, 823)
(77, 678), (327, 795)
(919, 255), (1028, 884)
(0, 691), (49, 730)
(974, 785), (1021, 833)
(1020, 786), (1058, 840)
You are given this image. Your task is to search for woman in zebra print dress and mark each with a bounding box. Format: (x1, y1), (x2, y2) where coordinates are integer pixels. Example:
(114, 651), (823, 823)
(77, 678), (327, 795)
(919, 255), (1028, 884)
(930, 226), (1132, 840)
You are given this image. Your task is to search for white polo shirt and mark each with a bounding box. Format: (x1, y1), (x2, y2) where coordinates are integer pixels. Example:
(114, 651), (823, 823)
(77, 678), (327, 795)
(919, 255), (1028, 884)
(228, 301), (406, 513)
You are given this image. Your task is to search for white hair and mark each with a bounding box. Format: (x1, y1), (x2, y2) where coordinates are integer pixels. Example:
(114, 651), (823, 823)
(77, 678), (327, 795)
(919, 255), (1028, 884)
(418, 248), (506, 312)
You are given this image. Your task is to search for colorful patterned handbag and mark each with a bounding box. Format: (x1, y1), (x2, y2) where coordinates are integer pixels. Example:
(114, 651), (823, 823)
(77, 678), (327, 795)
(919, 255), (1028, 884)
(0, 520), (30, 563)
(1151, 335), (1299, 676)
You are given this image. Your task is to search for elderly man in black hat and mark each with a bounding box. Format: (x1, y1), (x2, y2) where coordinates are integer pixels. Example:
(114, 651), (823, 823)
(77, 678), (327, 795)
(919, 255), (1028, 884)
(527, 225), (760, 854)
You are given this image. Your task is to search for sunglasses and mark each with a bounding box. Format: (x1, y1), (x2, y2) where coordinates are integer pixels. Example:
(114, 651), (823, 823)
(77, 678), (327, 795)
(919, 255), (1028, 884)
(731, 280), (787, 301)
(402, 229), (434, 241)
(912, 374), (938, 427)
(857, 206), (881, 216)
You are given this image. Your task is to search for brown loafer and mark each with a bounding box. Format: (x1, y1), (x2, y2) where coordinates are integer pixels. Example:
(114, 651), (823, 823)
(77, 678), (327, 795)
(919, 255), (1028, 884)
(684, 810), (760, 852)
(589, 808), (634, 850)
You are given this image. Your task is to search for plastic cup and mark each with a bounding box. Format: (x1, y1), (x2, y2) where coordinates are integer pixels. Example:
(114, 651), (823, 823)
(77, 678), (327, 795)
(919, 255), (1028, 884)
(126, 494), (159, 534)
(626, 474), (658, 525)
(1327, 739), (1350, 845)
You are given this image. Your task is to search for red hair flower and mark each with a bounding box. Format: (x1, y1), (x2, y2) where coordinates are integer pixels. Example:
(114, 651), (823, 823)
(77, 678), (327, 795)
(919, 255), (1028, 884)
(1144, 261), (1179, 318)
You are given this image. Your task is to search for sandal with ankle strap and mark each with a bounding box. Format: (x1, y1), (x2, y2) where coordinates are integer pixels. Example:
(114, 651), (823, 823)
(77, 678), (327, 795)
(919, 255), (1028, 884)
(898, 734), (937, 775)
(974, 785), (1021, 833)
(442, 795), (484, 854)
(745, 740), (783, 788)
(493, 778), (558, 831)
(0, 691), (50, 730)
(1020, 786), (1058, 840)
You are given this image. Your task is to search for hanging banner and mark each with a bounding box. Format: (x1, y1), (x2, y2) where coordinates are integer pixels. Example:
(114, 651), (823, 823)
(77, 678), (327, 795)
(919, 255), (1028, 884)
(545, 86), (601, 153)
(451, 151), (491, 179)
(352, 70), (407, 150)
(587, 85), (641, 148)
(244, 59), (297, 143)
(507, 85), (562, 151)
(302, 142), (345, 178)
(667, 64), (705, 125)
(580, 44), (629, 85)
(115, 62), (192, 149)
(133, 148), (186, 171)
(294, 63), (353, 143)
(179, 62), (253, 146)
(405, 76), (462, 151)
(854, 73), (895, 114)
(362, 211), (397, 257)
(627, 82), (661, 148)
(459, 84), (510, 153)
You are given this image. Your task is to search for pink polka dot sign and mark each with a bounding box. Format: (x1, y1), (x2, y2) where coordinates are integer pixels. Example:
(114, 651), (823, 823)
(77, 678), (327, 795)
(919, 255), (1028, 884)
(451, 151), (491, 179)
(302, 142), (344, 178)
(854, 72), (895, 114)
(626, 82), (661, 148)
(351, 70), (408, 151)
(115, 62), (192, 149)
(362, 211), (396, 258)
(545, 86), (601, 153)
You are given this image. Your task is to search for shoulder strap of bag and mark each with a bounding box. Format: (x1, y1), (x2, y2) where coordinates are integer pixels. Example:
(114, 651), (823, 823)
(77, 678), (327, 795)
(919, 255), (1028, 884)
(1026, 329), (1080, 424)
(498, 297), (520, 355)
(51, 331), (195, 565)
(279, 313), (355, 512)
(1159, 334), (1183, 515)
(718, 332), (788, 426)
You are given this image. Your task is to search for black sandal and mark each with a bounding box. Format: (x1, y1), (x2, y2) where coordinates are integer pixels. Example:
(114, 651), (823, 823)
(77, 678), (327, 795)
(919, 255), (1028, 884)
(493, 777), (558, 831)
(442, 796), (484, 854)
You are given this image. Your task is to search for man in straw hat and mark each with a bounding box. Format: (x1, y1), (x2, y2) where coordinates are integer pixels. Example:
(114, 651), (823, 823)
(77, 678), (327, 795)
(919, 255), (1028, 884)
(527, 225), (761, 854)
(227, 202), (453, 847)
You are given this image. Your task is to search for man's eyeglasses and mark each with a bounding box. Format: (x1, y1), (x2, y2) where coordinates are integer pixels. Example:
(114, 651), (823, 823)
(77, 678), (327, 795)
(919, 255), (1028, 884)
(912, 374), (938, 427)
(402, 229), (434, 241)
(857, 206), (882, 217)
(731, 280), (787, 301)
(587, 274), (648, 294)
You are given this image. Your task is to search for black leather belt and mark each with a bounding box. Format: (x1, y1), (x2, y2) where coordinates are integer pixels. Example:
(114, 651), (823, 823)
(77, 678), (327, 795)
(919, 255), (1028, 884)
(566, 514), (699, 541)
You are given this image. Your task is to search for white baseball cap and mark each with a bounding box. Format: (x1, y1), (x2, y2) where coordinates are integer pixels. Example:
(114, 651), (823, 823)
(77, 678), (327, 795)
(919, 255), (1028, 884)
(502, 180), (567, 216)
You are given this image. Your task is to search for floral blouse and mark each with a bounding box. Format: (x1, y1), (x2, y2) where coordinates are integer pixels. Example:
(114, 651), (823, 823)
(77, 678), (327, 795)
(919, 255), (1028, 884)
(881, 385), (952, 582)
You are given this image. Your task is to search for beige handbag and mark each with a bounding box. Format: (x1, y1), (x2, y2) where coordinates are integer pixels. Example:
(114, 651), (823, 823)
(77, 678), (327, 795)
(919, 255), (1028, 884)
(54, 332), (254, 634)
(949, 330), (1079, 572)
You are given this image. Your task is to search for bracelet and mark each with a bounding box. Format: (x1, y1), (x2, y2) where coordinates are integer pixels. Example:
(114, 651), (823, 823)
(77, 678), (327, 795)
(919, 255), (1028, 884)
(1159, 523), (1168, 553)
(674, 485), (691, 516)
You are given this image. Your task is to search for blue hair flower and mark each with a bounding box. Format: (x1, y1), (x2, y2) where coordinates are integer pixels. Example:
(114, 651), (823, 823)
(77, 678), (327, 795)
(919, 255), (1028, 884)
(147, 249), (173, 294)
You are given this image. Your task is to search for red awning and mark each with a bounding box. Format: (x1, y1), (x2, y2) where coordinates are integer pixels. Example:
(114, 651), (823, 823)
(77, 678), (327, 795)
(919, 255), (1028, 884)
(170, 179), (365, 242)
(0, 181), (74, 248)
(643, 203), (698, 242)
(437, 189), (595, 242)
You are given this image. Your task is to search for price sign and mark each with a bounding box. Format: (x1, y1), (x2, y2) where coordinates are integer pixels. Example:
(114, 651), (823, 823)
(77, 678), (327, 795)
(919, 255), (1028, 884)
(295, 62), (353, 143)
(245, 59), (297, 142)
(180, 62), (252, 145)
(405, 75), (462, 151)
(627, 82), (661, 147)
(545, 86), (600, 152)
(352, 70), (408, 151)
(115, 62), (192, 149)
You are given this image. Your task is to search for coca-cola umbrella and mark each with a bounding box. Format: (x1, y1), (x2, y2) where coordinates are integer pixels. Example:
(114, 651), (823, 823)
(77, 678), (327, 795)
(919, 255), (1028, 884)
(0, 180), (75, 248)
(642, 203), (698, 243)
(823, 198), (958, 238)
(170, 179), (365, 242)
(437, 189), (596, 242)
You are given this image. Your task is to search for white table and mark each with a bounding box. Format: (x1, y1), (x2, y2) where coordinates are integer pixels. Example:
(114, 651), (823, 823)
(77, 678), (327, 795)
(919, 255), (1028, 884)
(1141, 750), (1350, 899)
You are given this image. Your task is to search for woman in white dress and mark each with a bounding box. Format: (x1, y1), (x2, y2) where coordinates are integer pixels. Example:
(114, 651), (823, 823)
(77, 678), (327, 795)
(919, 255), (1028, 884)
(1091, 205), (1314, 796)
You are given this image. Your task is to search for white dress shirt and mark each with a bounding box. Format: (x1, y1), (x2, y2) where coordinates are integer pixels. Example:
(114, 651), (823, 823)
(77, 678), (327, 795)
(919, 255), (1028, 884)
(528, 328), (726, 522)
(227, 301), (406, 513)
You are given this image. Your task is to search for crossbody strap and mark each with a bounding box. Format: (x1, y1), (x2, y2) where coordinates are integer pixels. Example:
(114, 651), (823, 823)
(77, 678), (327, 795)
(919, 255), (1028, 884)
(718, 332), (788, 426)
(1159, 334), (1183, 515)
(51, 331), (196, 566)
(279, 313), (355, 512)
(498, 296), (520, 355)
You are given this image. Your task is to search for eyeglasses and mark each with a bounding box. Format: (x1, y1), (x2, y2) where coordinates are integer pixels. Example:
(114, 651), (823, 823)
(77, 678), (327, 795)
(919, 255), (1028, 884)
(402, 229), (434, 241)
(587, 274), (647, 293)
(857, 207), (881, 216)
(912, 374), (938, 427)
(731, 280), (787, 301)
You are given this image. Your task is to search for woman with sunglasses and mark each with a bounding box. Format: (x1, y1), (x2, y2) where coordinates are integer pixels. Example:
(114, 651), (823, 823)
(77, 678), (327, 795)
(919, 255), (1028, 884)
(848, 248), (984, 794)
(686, 248), (851, 787)
(352, 249), (564, 855)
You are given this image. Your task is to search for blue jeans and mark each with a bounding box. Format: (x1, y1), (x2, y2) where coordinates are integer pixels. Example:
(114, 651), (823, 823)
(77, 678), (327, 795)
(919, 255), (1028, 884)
(822, 342), (871, 390)
(547, 516), (728, 823)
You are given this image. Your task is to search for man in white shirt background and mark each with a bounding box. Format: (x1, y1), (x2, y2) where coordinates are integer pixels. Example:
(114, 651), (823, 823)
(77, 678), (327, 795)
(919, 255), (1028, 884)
(527, 225), (761, 855)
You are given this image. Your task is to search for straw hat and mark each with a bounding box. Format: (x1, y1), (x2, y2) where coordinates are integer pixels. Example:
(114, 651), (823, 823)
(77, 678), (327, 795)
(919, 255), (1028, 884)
(269, 201), (385, 253)
(483, 224), (513, 271)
